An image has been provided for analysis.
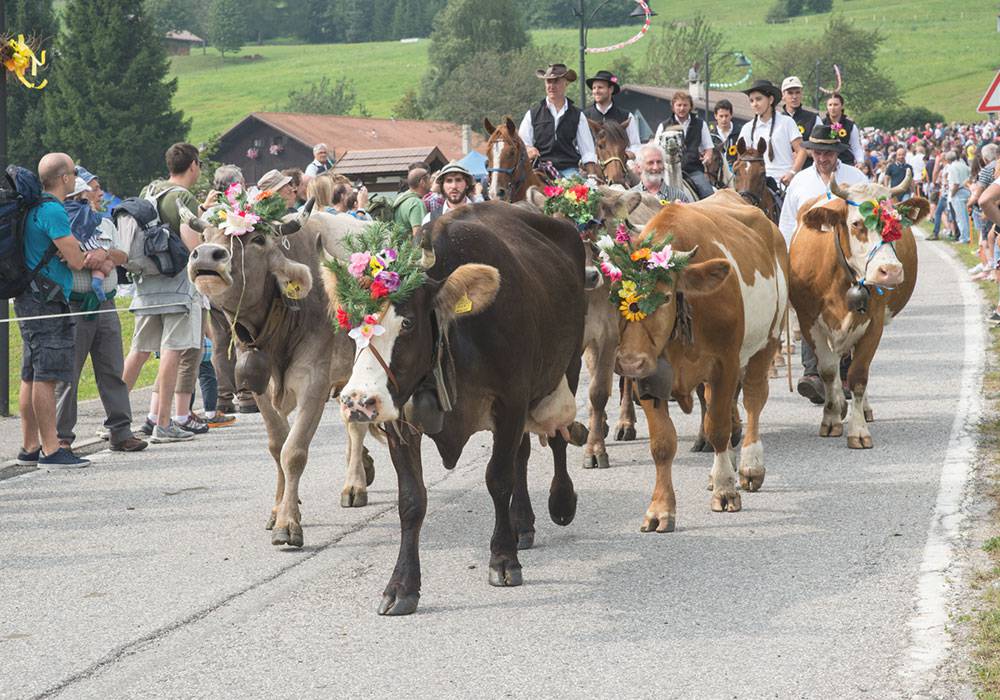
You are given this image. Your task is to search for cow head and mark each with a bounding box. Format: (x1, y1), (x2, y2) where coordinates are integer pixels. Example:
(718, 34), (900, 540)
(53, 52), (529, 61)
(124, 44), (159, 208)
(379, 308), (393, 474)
(182, 202), (315, 316)
(804, 173), (928, 290)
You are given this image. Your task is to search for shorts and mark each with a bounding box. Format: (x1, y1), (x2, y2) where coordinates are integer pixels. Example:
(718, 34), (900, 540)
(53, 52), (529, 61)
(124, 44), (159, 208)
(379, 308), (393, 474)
(131, 304), (202, 353)
(14, 292), (76, 384)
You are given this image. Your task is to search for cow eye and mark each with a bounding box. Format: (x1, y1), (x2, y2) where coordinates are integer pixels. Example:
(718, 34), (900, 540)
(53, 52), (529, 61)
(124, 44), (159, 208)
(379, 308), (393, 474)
(400, 317), (414, 332)
(251, 234), (267, 246)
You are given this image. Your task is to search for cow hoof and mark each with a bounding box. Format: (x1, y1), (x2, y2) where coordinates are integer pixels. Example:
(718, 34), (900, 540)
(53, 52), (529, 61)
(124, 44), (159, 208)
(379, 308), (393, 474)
(847, 435), (874, 449)
(517, 530), (535, 550)
(488, 563), (523, 587)
(711, 490), (742, 513)
(288, 524), (303, 548)
(640, 513), (676, 533)
(582, 453), (598, 469)
(341, 488), (368, 508)
(378, 592), (420, 616)
(548, 487), (578, 526)
(616, 425), (636, 441)
(271, 526), (289, 545)
(363, 447), (375, 486)
(739, 465), (765, 492)
(819, 422), (844, 438)
(864, 409), (875, 423)
(691, 436), (707, 452)
(596, 452), (610, 469)
(265, 513), (276, 530)
(730, 425), (743, 448)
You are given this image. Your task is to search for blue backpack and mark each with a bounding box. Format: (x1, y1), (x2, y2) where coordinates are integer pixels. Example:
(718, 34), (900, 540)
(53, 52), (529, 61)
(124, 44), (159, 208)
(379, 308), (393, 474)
(0, 165), (58, 300)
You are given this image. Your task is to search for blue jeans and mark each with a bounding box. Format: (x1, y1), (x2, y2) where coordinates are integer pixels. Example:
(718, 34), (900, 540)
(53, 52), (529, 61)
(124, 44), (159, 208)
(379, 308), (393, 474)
(932, 195), (948, 236)
(198, 358), (218, 413)
(952, 189), (971, 243)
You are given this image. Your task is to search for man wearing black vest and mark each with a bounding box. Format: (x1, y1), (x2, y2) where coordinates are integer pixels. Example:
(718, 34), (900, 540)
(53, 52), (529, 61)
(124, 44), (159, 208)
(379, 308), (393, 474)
(781, 76), (822, 168)
(583, 70), (641, 158)
(517, 63), (599, 179)
(652, 91), (715, 199)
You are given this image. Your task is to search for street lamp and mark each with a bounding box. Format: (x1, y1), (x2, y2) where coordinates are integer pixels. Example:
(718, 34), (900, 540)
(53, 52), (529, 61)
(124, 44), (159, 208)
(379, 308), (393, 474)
(576, 1), (657, 106)
(703, 50), (752, 120)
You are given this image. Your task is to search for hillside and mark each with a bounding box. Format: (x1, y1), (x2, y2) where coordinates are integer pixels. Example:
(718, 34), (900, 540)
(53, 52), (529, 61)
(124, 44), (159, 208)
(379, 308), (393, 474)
(170, 0), (997, 143)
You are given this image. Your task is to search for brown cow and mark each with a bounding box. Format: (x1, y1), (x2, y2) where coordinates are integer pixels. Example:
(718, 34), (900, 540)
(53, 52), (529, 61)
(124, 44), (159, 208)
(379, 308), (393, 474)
(788, 174), (927, 448)
(615, 190), (788, 530)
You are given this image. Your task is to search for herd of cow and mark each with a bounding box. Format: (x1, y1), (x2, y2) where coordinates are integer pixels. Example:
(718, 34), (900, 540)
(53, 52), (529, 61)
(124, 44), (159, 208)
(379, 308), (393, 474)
(178, 171), (928, 616)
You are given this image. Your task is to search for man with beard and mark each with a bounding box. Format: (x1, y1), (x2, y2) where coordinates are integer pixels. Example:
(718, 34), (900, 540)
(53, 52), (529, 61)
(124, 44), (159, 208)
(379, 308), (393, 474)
(629, 143), (693, 203)
(423, 162), (476, 223)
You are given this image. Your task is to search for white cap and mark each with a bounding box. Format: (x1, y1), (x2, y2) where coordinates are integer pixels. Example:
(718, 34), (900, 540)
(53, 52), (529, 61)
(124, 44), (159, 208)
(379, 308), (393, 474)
(781, 76), (803, 92)
(69, 176), (91, 198)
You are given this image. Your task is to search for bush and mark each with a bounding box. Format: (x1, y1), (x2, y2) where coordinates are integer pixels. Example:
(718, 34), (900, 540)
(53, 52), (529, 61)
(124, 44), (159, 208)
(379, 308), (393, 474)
(864, 105), (946, 131)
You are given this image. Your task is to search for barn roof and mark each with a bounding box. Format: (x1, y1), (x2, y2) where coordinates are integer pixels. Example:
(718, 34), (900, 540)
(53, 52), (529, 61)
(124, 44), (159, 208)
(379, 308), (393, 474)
(332, 147), (448, 175)
(164, 30), (204, 44)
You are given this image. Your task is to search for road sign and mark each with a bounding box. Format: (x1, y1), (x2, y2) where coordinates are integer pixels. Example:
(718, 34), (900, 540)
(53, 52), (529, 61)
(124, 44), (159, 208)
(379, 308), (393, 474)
(977, 71), (1000, 113)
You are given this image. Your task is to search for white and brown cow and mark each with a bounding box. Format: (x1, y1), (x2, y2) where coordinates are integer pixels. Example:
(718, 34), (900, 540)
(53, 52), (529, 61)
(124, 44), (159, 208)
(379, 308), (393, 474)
(615, 190), (789, 530)
(789, 174), (927, 448)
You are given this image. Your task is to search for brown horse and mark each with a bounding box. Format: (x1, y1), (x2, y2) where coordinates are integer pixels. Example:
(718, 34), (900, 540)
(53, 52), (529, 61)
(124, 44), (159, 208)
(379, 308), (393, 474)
(588, 118), (636, 188)
(732, 137), (780, 225)
(484, 117), (547, 202)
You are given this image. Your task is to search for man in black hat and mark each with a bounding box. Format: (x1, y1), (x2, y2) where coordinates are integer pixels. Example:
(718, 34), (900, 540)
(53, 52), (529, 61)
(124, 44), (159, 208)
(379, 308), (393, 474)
(584, 70), (641, 158)
(778, 124), (868, 404)
(652, 90), (715, 199)
(517, 63), (600, 179)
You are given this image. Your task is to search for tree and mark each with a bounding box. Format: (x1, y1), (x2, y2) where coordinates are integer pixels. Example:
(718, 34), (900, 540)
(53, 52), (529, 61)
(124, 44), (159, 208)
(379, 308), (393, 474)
(865, 105), (945, 132)
(43, 0), (191, 195)
(284, 77), (370, 117)
(636, 15), (724, 88)
(144, 0), (203, 36)
(207, 0), (244, 59)
(524, 0), (633, 29)
(6, 0), (58, 170)
(755, 17), (900, 117)
(391, 89), (425, 120)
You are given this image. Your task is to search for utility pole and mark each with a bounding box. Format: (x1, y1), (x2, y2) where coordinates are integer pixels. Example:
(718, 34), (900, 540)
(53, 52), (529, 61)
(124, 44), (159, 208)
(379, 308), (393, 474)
(1, 0), (9, 418)
(704, 48), (710, 120)
(578, 0), (587, 105)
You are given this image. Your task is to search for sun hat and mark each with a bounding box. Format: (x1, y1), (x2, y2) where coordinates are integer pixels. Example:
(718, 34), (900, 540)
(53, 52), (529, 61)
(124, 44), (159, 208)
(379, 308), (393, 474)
(536, 63), (577, 83)
(257, 169), (292, 192)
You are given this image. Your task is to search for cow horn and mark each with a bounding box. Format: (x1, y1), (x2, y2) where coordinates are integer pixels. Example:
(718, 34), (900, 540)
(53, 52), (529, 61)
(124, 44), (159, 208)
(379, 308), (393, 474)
(828, 176), (849, 200)
(889, 169), (912, 197)
(673, 245), (699, 264)
(277, 197), (315, 236)
(418, 226), (435, 269)
(178, 204), (207, 233)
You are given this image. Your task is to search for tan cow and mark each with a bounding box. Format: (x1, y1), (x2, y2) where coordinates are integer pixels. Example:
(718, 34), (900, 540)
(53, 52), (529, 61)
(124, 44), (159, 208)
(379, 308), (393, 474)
(615, 190), (789, 530)
(788, 174), (927, 448)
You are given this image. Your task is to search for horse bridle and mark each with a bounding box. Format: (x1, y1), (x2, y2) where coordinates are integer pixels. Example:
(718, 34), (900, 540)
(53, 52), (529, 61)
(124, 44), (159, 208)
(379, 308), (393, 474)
(734, 154), (780, 220)
(598, 156), (626, 185)
(487, 138), (529, 201)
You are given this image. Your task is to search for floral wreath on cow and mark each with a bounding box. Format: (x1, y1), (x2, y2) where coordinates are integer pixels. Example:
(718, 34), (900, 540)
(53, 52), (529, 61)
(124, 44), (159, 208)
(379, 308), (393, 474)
(205, 182), (290, 237)
(594, 225), (694, 322)
(323, 223), (426, 347)
(855, 196), (912, 243)
(542, 177), (602, 229)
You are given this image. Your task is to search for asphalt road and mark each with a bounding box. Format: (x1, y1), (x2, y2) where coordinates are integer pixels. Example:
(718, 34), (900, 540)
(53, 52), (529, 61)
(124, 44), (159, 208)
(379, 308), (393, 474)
(0, 237), (980, 699)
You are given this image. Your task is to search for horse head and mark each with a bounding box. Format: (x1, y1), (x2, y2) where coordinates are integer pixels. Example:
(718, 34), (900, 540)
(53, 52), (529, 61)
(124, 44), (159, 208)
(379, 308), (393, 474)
(733, 137), (775, 216)
(484, 116), (529, 202)
(589, 117), (633, 187)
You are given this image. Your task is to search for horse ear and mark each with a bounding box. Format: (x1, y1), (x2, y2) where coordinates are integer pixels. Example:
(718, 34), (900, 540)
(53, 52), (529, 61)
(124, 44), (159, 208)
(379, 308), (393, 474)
(504, 116), (517, 133)
(620, 115), (632, 129)
(736, 138), (746, 156)
(588, 118), (603, 133)
(756, 137), (767, 155)
(484, 118), (496, 135)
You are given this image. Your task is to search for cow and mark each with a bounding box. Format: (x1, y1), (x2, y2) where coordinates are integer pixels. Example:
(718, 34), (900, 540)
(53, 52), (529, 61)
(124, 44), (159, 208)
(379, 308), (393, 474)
(614, 189), (789, 530)
(329, 202), (587, 615)
(181, 205), (377, 549)
(788, 173), (926, 448)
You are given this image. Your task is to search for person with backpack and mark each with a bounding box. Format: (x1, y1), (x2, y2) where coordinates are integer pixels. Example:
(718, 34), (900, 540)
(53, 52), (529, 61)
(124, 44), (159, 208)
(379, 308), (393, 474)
(119, 143), (207, 443)
(14, 153), (103, 469)
(393, 168), (429, 238)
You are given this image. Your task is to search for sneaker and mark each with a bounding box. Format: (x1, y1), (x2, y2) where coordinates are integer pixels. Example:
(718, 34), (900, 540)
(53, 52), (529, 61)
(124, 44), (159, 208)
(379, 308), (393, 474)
(174, 415), (209, 435)
(138, 418), (155, 436)
(110, 436), (148, 452)
(150, 422), (195, 443)
(205, 412), (237, 428)
(970, 263), (984, 274)
(15, 447), (40, 466)
(989, 311), (1000, 322)
(38, 447), (90, 469)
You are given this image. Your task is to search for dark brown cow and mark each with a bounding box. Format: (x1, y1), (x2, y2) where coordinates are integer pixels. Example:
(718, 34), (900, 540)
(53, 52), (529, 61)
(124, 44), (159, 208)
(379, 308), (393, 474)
(789, 175), (927, 448)
(331, 202), (587, 615)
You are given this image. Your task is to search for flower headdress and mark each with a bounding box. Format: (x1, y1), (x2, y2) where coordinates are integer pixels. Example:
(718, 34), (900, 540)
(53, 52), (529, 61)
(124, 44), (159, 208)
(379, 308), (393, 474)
(542, 177), (601, 228)
(856, 197), (913, 243)
(595, 223), (694, 322)
(323, 222), (426, 347)
(205, 182), (289, 236)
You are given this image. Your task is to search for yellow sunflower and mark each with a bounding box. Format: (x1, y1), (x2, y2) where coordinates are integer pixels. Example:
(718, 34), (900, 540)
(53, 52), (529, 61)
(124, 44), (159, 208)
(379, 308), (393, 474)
(838, 128), (848, 138)
(727, 144), (737, 156)
(619, 294), (646, 322)
(618, 280), (637, 299)
(798, 124), (805, 134)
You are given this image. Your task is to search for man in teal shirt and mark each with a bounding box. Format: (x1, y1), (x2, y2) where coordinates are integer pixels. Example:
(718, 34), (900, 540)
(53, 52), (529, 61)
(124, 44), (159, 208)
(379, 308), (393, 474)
(15, 153), (104, 469)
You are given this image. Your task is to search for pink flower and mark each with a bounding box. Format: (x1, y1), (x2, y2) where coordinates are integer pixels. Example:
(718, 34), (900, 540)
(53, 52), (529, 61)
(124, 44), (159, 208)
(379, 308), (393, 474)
(348, 314), (385, 349)
(600, 261), (622, 283)
(648, 246), (674, 270)
(379, 248), (398, 264)
(348, 252), (371, 279)
(614, 222), (631, 244)
(375, 269), (401, 291)
(543, 185), (565, 198)
(225, 182), (243, 206)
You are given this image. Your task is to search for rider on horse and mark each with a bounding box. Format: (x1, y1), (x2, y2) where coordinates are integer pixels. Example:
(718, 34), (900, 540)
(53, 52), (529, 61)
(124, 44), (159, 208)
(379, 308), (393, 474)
(710, 99), (740, 168)
(780, 76), (822, 157)
(652, 91), (715, 199)
(737, 79), (805, 189)
(517, 63), (601, 180)
(584, 69), (642, 159)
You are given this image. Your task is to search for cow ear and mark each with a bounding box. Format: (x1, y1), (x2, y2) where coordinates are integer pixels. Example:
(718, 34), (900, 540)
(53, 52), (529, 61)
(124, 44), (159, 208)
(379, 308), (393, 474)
(736, 138), (746, 156)
(525, 186), (547, 210)
(272, 255), (314, 301)
(676, 258), (731, 297)
(897, 196), (930, 225)
(802, 204), (844, 232)
(618, 191), (643, 216)
(434, 263), (501, 324)
(484, 118), (496, 135)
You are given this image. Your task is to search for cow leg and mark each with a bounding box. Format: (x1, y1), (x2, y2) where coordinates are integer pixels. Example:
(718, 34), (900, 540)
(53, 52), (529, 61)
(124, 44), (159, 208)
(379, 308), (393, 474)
(548, 430), (578, 526)
(615, 376), (638, 441)
(863, 393), (874, 423)
(813, 333), (846, 438)
(691, 384), (712, 453)
(845, 324), (883, 449)
(256, 390), (289, 531)
(639, 398), (677, 532)
(738, 341), (777, 492)
(706, 373), (740, 513)
(379, 423), (426, 616)
(510, 434), (536, 549)
(271, 392), (325, 549)
(341, 421), (370, 508)
(582, 344), (613, 469)
(486, 410), (526, 587)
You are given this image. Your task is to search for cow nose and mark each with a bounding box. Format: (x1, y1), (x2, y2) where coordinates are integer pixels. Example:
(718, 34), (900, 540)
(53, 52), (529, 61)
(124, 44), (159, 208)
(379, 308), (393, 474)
(211, 248), (229, 263)
(340, 391), (381, 422)
(495, 188), (506, 201)
(616, 352), (651, 378)
(874, 263), (904, 287)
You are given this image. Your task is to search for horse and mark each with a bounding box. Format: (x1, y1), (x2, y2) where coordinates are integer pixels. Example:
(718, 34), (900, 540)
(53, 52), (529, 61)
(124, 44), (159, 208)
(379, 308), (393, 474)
(732, 137), (781, 225)
(484, 117), (548, 203)
(655, 125), (700, 202)
(589, 117), (636, 188)
(706, 135), (735, 190)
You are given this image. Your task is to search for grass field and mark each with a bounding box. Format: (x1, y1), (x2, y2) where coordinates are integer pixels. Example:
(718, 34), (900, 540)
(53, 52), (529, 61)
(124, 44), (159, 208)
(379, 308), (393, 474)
(170, 0), (998, 143)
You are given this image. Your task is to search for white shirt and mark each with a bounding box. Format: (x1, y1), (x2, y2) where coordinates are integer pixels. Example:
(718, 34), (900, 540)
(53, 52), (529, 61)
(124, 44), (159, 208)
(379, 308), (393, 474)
(845, 124), (865, 166)
(652, 116), (713, 152)
(592, 101), (642, 153)
(518, 99), (598, 165)
(738, 112), (802, 180)
(421, 197), (472, 225)
(778, 161), (868, 245)
(907, 153), (926, 182)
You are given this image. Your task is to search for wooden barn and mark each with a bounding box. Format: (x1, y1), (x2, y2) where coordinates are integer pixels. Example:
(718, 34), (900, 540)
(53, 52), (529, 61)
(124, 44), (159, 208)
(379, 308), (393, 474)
(164, 31), (205, 56)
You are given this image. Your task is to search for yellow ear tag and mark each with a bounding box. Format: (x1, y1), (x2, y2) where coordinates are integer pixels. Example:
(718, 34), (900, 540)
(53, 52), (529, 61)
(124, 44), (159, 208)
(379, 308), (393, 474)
(283, 281), (304, 300)
(454, 293), (473, 314)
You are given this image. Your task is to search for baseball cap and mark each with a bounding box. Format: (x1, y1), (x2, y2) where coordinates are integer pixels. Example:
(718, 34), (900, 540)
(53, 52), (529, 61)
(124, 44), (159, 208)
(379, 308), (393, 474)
(781, 76), (803, 92)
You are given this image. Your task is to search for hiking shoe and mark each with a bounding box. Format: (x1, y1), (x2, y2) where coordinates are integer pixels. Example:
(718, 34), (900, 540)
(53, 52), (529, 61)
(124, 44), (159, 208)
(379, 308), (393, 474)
(150, 422), (195, 443)
(205, 412), (237, 428)
(110, 436), (148, 452)
(175, 415), (209, 434)
(38, 447), (90, 469)
(138, 418), (155, 436)
(237, 401), (259, 414)
(15, 447), (40, 466)
(796, 375), (825, 405)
